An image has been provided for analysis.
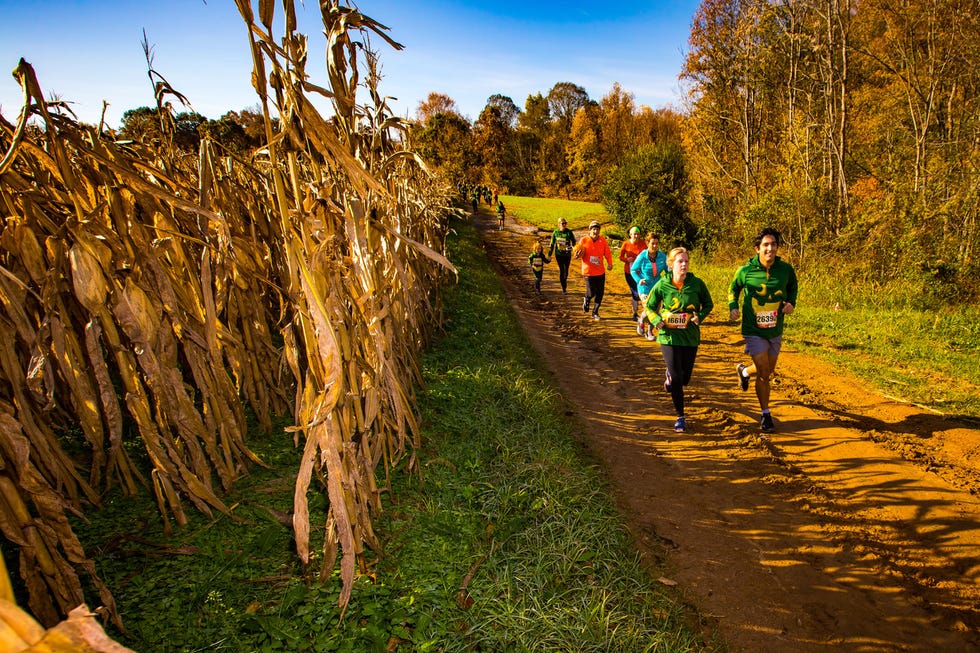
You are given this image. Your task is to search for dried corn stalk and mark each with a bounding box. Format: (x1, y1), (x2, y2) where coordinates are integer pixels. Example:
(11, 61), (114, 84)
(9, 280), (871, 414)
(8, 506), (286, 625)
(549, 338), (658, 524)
(0, 0), (454, 627)
(0, 58), (291, 626)
(234, 0), (456, 615)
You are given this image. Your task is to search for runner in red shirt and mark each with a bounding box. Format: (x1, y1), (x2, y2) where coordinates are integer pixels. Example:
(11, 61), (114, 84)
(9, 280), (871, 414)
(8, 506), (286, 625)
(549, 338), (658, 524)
(619, 226), (647, 320)
(573, 221), (614, 321)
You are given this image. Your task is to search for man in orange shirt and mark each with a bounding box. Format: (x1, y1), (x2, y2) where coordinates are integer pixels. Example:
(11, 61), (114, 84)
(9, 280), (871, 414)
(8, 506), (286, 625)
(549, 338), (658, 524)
(573, 220), (614, 320)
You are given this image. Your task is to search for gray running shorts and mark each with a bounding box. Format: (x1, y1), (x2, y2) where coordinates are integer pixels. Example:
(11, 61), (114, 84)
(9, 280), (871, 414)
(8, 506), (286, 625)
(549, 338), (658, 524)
(744, 335), (782, 357)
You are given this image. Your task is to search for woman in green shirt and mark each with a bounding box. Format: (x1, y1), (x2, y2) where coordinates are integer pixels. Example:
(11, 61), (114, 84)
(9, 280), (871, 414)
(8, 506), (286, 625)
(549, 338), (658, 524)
(647, 247), (714, 433)
(547, 218), (576, 293)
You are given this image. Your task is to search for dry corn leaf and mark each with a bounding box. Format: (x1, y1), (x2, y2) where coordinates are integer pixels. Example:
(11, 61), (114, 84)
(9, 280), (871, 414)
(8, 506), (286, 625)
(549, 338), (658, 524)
(68, 245), (108, 315)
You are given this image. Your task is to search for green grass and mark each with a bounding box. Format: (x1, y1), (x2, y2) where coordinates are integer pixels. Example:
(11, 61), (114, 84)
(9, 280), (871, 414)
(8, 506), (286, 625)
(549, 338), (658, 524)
(500, 195), (629, 245)
(788, 304), (980, 420)
(500, 195), (612, 233)
(75, 212), (720, 652)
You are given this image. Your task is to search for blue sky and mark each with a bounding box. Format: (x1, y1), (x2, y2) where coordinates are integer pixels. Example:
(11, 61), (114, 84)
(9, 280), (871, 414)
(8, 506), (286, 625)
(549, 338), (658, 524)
(0, 1), (702, 128)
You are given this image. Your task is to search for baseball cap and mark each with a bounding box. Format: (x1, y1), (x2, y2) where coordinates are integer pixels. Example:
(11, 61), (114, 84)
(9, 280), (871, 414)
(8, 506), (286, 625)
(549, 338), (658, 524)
(588, 220), (600, 229)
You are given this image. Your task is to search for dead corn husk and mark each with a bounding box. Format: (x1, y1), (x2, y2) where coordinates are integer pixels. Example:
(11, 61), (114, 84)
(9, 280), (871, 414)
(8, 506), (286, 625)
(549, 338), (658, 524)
(0, 0), (454, 630)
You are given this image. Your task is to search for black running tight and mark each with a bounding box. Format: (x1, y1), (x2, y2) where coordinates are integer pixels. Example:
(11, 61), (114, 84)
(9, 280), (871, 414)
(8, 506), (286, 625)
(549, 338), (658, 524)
(555, 255), (571, 291)
(585, 274), (606, 312)
(660, 344), (699, 417)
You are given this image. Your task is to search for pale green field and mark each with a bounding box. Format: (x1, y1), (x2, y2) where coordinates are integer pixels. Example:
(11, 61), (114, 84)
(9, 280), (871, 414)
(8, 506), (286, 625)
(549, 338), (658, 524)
(499, 195), (612, 233)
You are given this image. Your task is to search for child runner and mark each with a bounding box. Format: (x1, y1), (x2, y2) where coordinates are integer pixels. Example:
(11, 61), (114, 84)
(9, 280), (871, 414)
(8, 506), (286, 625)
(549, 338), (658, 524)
(528, 242), (550, 295)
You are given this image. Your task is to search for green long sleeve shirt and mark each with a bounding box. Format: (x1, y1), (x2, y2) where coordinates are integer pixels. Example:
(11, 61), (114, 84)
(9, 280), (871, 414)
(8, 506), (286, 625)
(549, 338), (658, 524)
(727, 255), (799, 339)
(548, 228), (576, 258)
(646, 272), (714, 348)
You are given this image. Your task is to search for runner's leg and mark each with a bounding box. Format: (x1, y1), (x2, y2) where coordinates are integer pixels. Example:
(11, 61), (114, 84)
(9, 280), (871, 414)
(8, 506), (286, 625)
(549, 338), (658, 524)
(557, 256), (570, 292)
(750, 350), (778, 412)
(592, 274), (606, 316)
(680, 346), (698, 386)
(661, 345), (685, 416)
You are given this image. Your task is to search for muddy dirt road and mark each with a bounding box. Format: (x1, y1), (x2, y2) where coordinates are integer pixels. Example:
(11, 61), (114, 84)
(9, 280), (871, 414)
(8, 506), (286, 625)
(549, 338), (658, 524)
(474, 211), (980, 652)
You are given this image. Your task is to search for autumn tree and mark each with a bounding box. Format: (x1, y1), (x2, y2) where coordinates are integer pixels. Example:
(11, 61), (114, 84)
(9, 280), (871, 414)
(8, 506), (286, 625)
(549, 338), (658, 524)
(220, 107), (269, 145)
(411, 110), (475, 187)
(635, 106), (683, 147)
(486, 94), (520, 130)
(199, 113), (251, 153)
(515, 92), (561, 196)
(415, 92), (462, 124)
(118, 106), (162, 144)
(565, 104), (602, 199)
(547, 82), (590, 129)
(601, 142), (695, 247)
(681, 0), (749, 246)
(597, 83), (641, 171)
(472, 103), (513, 191)
(501, 94), (543, 195)
(681, 0), (980, 293)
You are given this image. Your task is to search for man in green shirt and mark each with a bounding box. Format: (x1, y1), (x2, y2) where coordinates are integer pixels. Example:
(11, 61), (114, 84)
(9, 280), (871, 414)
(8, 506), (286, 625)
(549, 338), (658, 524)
(728, 227), (799, 434)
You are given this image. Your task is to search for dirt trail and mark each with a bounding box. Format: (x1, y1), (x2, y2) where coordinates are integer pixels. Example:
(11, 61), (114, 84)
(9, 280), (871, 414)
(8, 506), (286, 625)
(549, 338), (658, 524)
(473, 211), (980, 653)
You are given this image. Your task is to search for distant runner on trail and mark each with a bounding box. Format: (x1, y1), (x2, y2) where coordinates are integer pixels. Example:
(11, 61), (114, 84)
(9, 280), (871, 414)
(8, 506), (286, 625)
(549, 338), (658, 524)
(728, 226), (799, 435)
(631, 232), (667, 340)
(528, 241), (550, 295)
(647, 247), (713, 433)
(573, 220), (613, 321)
(547, 218), (576, 293)
(496, 201), (506, 230)
(619, 227), (647, 320)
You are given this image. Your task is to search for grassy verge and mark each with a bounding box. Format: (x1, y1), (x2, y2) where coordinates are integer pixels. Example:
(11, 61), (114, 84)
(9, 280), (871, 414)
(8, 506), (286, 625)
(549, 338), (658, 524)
(495, 195), (980, 421)
(78, 214), (718, 652)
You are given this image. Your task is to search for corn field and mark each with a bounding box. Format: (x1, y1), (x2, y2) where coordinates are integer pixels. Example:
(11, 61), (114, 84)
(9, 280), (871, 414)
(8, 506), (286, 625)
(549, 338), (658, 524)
(0, 0), (455, 631)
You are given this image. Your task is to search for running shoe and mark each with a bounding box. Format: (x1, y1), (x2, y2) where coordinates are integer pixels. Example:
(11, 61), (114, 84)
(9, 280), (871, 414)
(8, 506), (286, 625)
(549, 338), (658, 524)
(636, 319), (645, 336)
(760, 413), (774, 433)
(736, 364), (749, 391)
(646, 331), (656, 341)
(664, 370), (672, 393)
(674, 416), (686, 432)
(592, 313), (600, 321)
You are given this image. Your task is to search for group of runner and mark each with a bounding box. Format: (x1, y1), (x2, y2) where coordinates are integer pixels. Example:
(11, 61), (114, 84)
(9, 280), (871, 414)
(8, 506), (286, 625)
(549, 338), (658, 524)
(531, 219), (798, 435)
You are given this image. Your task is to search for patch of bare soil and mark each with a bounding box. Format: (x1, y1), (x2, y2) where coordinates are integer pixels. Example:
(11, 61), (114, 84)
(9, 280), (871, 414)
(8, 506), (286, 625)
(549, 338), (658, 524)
(474, 211), (980, 653)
